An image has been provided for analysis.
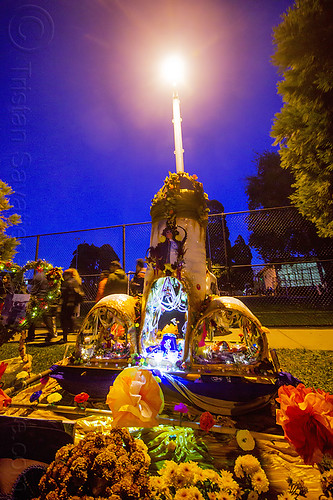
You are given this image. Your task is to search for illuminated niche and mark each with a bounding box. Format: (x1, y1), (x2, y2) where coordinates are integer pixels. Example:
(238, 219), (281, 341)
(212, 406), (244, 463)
(140, 276), (188, 368)
(192, 309), (262, 367)
(77, 306), (131, 363)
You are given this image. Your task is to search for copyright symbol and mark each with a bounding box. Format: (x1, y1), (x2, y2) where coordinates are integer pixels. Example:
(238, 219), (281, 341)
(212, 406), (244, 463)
(8, 4), (54, 51)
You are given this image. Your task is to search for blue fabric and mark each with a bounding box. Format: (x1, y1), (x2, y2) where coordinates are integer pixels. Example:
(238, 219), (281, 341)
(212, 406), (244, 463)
(50, 365), (277, 403)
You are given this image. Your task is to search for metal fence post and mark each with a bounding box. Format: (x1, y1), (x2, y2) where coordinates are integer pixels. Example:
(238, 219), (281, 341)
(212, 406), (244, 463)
(122, 224), (126, 271)
(221, 214), (232, 295)
(34, 235), (40, 261)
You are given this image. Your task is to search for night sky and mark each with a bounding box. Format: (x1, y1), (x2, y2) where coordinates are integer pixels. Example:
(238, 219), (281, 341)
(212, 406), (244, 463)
(1, 0), (293, 268)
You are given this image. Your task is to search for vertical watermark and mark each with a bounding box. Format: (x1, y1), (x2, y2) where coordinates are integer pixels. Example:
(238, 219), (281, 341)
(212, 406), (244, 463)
(6, 4), (55, 260)
(5, 4), (54, 481)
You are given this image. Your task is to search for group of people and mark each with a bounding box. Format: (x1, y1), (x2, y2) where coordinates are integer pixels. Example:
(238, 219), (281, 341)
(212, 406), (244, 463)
(95, 259), (146, 302)
(26, 267), (84, 344)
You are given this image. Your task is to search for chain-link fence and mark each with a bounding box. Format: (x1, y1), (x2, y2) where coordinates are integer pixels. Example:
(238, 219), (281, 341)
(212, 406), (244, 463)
(14, 207), (333, 327)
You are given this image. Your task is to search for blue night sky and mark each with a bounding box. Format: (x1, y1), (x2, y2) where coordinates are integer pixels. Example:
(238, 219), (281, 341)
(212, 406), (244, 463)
(1, 0), (293, 267)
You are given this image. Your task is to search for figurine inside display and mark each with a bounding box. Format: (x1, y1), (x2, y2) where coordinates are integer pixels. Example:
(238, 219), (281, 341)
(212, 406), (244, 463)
(140, 276), (188, 368)
(75, 295), (137, 365)
(146, 223), (187, 273)
(192, 310), (262, 366)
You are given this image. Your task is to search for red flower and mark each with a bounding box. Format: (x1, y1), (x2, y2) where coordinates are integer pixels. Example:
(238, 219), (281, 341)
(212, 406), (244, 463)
(200, 411), (215, 431)
(0, 362), (8, 381)
(276, 384), (333, 464)
(74, 392), (89, 404)
(0, 388), (11, 410)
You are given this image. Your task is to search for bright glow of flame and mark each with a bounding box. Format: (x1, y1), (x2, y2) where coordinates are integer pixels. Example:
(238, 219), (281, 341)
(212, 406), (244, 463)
(161, 55), (185, 86)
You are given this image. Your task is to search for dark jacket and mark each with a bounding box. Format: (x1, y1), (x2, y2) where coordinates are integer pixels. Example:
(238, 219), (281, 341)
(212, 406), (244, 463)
(130, 268), (146, 295)
(61, 276), (84, 307)
(30, 272), (49, 297)
(103, 269), (128, 296)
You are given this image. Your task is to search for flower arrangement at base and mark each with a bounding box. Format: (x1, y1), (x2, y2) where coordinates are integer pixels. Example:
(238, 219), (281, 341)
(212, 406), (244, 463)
(149, 455), (270, 500)
(34, 429), (151, 499)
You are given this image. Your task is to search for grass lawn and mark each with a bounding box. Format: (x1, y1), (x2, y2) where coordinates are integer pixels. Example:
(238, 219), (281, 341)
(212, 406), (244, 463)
(1, 342), (332, 394)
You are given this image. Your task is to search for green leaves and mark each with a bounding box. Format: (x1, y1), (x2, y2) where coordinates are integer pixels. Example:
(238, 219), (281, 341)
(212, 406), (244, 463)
(271, 0), (333, 237)
(0, 179), (21, 261)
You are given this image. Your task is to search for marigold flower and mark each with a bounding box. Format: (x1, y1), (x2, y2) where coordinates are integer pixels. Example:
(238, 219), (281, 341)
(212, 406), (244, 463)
(74, 392), (89, 404)
(199, 411), (215, 431)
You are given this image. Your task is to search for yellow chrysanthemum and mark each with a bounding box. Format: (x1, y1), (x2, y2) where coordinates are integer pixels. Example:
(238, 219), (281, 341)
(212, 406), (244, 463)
(277, 493), (297, 500)
(218, 471), (240, 493)
(216, 492), (234, 500)
(159, 460), (178, 486)
(201, 468), (220, 484)
(174, 488), (191, 500)
(251, 470), (269, 493)
(185, 486), (205, 500)
(177, 462), (196, 485)
(149, 475), (169, 492)
(173, 474), (188, 489)
(234, 455), (261, 478)
(247, 492), (259, 500)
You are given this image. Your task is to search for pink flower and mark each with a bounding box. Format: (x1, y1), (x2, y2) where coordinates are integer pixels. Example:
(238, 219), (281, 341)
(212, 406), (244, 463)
(276, 384), (333, 464)
(174, 403), (188, 414)
(40, 375), (50, 385)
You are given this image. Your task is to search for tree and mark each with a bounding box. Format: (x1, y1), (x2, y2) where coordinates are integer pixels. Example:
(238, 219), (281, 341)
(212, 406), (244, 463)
(245, 151), (333, 262)
(246, 151), (333, 300)
(206, 199), (232, 292)
(231, 235), (253, 292)
(271, 0), (333, 238)
(0, 180), (21, 261)
(69, 243), (119, 275)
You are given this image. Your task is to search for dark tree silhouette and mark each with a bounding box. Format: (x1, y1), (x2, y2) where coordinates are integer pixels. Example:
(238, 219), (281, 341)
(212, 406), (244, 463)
(206, 199), (232, 292)
(69, 243), (119, 275)
(231, 235), (253, 292)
